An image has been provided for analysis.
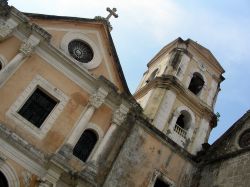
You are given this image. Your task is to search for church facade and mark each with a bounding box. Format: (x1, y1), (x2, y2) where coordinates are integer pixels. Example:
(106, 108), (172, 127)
(0, 1), (250, 187)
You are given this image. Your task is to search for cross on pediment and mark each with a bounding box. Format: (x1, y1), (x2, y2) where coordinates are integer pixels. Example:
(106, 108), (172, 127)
(106, 7), (118, 20)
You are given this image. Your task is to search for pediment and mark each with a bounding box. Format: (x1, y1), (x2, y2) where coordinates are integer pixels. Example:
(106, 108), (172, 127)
(25, 13), (129, 94)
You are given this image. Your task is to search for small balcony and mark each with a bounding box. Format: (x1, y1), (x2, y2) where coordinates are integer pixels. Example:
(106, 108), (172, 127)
(174, 124), (187, 138)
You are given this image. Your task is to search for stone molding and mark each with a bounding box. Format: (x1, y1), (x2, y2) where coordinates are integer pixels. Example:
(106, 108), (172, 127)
(0, 123), (46, 164)
(134, 75), (214, 118)
(112, 104), (129, 126)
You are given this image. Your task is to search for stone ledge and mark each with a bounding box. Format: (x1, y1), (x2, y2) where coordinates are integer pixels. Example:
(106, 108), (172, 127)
(0, 122), (47, 165)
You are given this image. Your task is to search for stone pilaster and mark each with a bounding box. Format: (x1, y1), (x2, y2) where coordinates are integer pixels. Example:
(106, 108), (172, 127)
(0, 35), (40, 87)
(64, 88), (108, 152)
(91, 104), (129, 163)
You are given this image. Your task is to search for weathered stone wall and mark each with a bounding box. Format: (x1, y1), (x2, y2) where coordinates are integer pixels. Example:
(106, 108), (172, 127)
(198, 151), (250, 187)
(103, 120), (198, 187)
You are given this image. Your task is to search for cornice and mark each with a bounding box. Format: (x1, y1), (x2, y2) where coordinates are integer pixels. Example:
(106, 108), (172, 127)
(0, 122), (47, 165)
(134, 113), (198, 164)
(134, 75), (215, 120)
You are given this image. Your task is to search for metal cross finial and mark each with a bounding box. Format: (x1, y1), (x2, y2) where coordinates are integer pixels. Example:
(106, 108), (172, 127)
(106, 7), (118, 20)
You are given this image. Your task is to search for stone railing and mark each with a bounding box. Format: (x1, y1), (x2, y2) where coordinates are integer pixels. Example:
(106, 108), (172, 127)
(174, 124), (187, 138)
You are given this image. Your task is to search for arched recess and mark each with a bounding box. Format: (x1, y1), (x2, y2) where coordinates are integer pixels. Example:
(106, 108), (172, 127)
(0, 160), (20, 187)
(170, 106), (195, 139)
(72, 122), (104, 163)
(73, 129), (98, 162)
(186, 69), (207, 99)
(188, 72), (204, 95)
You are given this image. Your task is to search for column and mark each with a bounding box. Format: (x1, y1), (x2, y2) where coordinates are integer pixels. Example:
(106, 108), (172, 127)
(154, 90), (176, 131)
(0, 35), (40, 87)
(0, 18), (18, 42)
(66, 88), (108, 147)
(168, 110), (180, 133)
(91, 104), (129, 163)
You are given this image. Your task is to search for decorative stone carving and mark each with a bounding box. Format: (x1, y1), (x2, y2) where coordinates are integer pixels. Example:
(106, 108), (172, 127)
(19, 35), (40, 57)
(22, 171), (32, 187)
(19, 41), (35, 56)
(112, 105), (129, 126)
(0, 0), (10, 17)
(0, 21), (12, 41)
(89, 88), (108, 108)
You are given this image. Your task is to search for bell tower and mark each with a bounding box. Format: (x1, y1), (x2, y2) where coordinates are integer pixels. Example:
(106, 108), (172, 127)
(134, 38), (224, 154)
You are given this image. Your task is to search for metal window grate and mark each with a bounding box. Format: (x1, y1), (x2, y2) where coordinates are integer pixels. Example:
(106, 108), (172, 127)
(68, 40), (93, 63)
(18, 88), (57, 128)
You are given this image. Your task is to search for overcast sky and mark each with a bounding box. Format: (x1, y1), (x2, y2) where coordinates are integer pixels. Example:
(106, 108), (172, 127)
(9, 0), (250, 143)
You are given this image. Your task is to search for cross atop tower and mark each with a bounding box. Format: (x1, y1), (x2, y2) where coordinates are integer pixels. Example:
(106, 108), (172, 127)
(106, 7), (118, 20)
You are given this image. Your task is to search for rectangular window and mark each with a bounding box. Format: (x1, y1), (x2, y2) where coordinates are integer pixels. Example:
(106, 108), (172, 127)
(18, 88), (58, 128)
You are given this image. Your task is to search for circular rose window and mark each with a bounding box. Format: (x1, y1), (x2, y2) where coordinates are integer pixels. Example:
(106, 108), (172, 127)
(68, 40), (94, 63)
(239, 129), (250, 148)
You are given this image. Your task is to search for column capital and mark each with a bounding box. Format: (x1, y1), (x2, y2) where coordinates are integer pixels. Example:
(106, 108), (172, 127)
(112, 104), (129, 126)
(19, 35), (40, 57)
(89, 88), (108, 108)
(0, 19), (18, 42)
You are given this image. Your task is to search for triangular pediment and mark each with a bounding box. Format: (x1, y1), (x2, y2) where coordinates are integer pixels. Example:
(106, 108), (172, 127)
(25, 13), (130, 94)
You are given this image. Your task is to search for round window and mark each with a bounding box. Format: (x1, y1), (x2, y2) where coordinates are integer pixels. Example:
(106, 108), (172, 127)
(68, 40), (94, 63)
(239, 129), (250, 148)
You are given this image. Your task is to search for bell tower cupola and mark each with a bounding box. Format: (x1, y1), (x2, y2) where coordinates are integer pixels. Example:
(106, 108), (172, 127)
(134, 38), (225, 154)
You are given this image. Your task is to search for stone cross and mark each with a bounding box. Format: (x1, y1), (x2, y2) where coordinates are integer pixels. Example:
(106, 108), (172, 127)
(106, 7), (118, 20)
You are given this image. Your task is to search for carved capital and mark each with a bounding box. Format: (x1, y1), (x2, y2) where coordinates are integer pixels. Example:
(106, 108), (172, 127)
(89, 88), (108, 108)
(112, 104), (129, 126)
(19, 42), (34, 56)
(19, 35), (40, 57)
(0, 19), (16, 41)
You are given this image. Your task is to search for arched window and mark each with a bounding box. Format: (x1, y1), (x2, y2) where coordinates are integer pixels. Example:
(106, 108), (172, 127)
(174, 111), (191, 138)
(188, 72), (204, 95)
(154, 178), (170, 187)
(0, 171), (9, 187)
(146, 69), (158, 83)
(73, 129), (98, 162)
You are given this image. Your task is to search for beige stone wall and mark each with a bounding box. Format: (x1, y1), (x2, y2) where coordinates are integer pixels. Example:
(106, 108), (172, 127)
(0, 36), (22, 64)
(0, 51), (112, 154)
